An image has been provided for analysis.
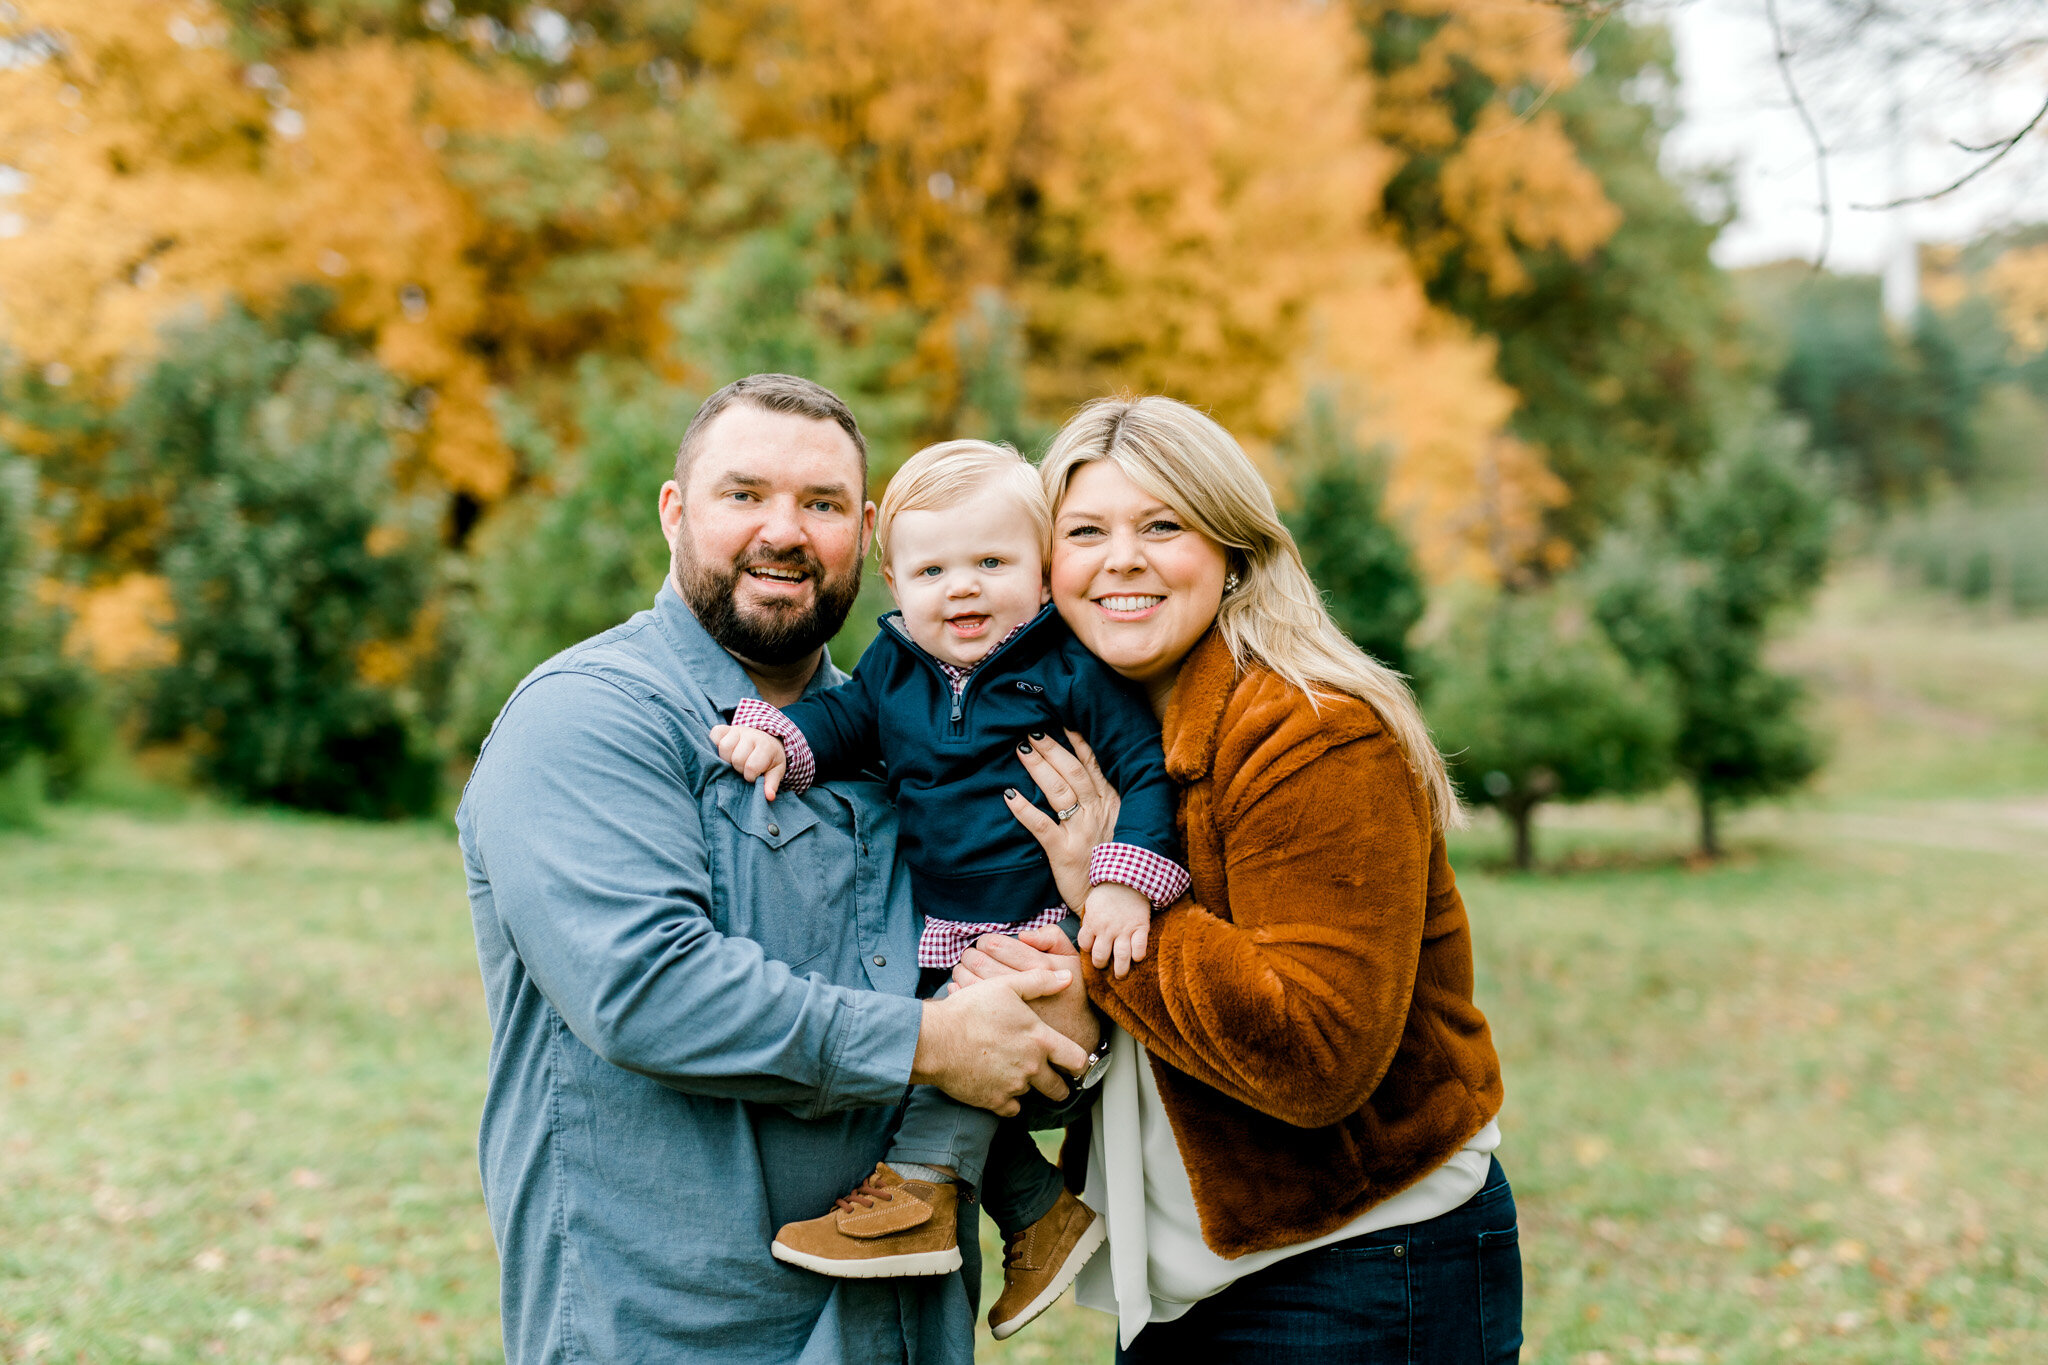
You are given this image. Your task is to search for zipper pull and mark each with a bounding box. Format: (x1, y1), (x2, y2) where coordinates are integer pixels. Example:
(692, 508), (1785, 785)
(950, 696), (963, 723)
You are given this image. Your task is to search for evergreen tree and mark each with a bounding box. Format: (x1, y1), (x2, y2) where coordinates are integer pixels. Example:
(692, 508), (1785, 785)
(1589, 422), (1833, 856)
(1743, 266), (2007, 506)
(120, 302), (444, 817)
(1430, 588), (1674, 870)
(1280, 390), (1426, 675)
(0, 451), (98, 824)
(451, 362), (691, 750)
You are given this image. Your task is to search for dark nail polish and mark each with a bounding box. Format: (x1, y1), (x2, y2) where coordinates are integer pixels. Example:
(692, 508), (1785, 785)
(1017, 739), (1032, 752)
(1005, 787), (1019, 799)
(1028, 731), (1047, 740)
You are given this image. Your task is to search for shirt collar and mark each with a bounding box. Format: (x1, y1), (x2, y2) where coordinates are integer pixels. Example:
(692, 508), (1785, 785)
(652, 577), (847, 717)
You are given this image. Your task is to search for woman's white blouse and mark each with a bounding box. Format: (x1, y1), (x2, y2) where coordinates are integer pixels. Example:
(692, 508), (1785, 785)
(1075, 1027), (1503, 1348)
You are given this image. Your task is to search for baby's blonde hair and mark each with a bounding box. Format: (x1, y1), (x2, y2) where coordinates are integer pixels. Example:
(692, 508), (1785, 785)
(875, 440), (1051, 567)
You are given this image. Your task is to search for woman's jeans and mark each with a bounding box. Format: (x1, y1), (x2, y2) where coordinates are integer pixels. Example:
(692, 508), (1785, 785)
(1117, 1156), (1523, 1364)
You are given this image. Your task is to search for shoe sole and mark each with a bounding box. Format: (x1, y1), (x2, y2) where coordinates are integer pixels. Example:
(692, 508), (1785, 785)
(988, 1212), (1108, 1340)
(771, 1240), (964, 1279)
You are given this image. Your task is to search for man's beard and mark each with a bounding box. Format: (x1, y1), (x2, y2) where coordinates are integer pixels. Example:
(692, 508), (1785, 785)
(675, 539), (863, 668)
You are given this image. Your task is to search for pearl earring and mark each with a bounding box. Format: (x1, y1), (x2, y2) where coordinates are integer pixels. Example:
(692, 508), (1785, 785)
(1223, 572), (1241, 593)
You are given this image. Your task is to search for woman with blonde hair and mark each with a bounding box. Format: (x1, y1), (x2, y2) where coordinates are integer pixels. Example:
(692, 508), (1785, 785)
(957, 395), (1519, 1360)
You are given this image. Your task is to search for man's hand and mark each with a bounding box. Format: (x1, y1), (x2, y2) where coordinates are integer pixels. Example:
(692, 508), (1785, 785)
(953, 928), (1101, 1056)
(911, 971), (1090, 1116)
(1077, 882), (1150, 978)
(709, 724), (790, 801)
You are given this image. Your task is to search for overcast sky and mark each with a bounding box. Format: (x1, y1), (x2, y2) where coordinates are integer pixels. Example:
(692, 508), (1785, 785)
(1661, 0), (2048, 273)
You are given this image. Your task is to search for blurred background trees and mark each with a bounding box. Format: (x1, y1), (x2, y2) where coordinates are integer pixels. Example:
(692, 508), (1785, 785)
(0, 0), (2040, 855)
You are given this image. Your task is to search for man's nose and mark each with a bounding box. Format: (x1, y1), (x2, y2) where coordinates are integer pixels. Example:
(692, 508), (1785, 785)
(753, 496), (807, 549)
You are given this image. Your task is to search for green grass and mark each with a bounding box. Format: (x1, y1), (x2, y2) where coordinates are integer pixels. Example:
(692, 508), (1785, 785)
(5, 565), (2047, 1363)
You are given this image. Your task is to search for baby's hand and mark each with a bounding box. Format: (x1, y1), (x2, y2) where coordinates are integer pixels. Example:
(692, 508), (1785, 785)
(1077, 881), (1152, 978)
(709, 724), (790, 801)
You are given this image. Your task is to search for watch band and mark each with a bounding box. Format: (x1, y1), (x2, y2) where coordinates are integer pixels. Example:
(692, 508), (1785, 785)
(1070, 1036), (1113, 1089)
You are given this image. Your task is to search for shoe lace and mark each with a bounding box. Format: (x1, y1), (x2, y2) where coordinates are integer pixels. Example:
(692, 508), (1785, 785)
(1001, 1226), (1033, 1270)
(832, 1175), (897, 1214)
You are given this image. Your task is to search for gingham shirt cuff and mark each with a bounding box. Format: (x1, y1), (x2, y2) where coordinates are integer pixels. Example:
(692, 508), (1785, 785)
(1088, 843), (1190, 909)
(729, 699), (816, 794)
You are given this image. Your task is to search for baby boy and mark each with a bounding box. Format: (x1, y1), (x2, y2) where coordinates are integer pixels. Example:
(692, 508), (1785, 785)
(711, 439), (1187, 1339)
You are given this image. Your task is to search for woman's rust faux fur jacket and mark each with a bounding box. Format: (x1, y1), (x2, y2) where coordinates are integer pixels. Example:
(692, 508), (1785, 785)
(1072, 626), (1505, 1258)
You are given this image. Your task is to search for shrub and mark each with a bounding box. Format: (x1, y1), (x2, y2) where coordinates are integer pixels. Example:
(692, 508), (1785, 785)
(1884, 498), (2048, 616)
(122, 302), (443, 818)
(1589, 420), (1833, 856)
(0, 452), (98, 825)
(1431, 588), (1675, 870)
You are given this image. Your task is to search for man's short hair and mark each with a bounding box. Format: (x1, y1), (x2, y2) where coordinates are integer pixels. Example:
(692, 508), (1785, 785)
(673, 374), (868, 490)
(875, 439), (1048, 566)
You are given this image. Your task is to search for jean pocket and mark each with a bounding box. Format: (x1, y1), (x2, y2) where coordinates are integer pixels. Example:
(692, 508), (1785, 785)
(1477, 1225), (1524, 1363)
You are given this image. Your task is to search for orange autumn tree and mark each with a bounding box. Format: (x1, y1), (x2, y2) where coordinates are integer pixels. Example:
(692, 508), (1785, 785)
(0, 2), (541, 500)
(700, 0), (1571, 580)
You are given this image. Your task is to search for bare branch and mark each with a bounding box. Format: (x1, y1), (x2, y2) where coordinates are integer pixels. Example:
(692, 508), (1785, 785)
(1473, 8), (1616, 140)
(1850, 91), (2048, 208)
(1766, 0), (1834, 270)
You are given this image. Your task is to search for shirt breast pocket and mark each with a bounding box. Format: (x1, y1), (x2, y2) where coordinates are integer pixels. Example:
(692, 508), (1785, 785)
(708, 780), (832, 972)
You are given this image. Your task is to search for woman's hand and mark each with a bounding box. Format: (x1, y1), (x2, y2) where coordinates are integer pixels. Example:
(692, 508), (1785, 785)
(953, 927), (1102, 1057)
(1003, 730), (1121, 912)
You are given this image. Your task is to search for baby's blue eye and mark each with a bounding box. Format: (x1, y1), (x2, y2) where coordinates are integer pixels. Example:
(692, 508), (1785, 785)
(918, 565), (943, 577)
(979, 557), (1003, 569)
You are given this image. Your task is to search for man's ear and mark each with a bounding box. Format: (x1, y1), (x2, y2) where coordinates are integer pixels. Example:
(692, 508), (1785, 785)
(659, 480), (685, 556)
(860, 500), (877, 561)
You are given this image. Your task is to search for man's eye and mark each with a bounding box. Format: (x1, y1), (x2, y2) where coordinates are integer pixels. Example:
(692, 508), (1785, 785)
(728, 490), (756, 503)
(809, 501), (839, 514)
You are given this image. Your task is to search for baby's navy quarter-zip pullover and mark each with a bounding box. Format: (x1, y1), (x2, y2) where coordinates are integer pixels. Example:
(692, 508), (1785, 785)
(761, 604), (1181, 926)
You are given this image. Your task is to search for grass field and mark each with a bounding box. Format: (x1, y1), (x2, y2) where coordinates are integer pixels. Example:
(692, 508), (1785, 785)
(3, 565), (2045, 1364)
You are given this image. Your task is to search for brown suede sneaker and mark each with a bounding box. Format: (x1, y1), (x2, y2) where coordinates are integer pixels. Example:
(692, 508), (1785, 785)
(987, 1188), (1107, 1340)
(771, 1163), (963, 1278)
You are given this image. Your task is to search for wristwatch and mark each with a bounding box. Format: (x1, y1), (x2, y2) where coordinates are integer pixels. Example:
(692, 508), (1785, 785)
(1064, 1033), (1114, 1090)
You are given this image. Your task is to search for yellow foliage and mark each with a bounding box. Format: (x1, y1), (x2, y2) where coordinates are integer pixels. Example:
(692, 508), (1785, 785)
(62, 571), (175, 670)
(1361, 1), (1622, 295)
(711, 0), (1558, 579)
(1987, 243), (2048, 354)
(0, 0), (1610, 581)
(0, 4), (538, 497)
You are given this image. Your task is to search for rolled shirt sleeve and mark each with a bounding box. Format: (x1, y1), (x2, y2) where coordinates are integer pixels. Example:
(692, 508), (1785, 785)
(466, 669), (921, 1118)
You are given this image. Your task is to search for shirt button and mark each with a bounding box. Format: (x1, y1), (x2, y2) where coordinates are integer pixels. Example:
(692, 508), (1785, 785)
(766, 823), (780, 837)
(873, 955), (887, 967)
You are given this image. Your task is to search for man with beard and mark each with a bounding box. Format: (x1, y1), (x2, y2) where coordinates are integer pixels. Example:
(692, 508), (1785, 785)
(457, 374), (1096, 1363)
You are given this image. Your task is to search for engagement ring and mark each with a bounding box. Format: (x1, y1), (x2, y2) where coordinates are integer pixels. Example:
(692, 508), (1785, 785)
(1056, 803), (1081, 822)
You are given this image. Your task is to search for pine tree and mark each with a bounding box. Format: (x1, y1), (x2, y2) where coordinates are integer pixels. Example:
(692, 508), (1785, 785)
(1589, 421), (1833, 857)
(1279, 390), (1425, 675)
(1429, 588), (1674, 870)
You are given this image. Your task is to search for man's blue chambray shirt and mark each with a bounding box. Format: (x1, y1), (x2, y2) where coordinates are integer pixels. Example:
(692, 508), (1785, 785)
(456, 581), (976, 1363)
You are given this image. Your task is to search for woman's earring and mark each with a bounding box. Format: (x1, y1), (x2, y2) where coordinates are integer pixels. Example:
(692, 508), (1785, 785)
(1223, 572), (1241, 594)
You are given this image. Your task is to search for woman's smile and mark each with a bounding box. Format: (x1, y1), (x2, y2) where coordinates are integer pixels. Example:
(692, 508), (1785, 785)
(1092, 593), (1166, 621)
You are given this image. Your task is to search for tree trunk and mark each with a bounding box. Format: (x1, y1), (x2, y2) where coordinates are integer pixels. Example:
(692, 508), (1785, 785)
(1697, 788), (1721, 860)
(1510, 801), (1537, 871)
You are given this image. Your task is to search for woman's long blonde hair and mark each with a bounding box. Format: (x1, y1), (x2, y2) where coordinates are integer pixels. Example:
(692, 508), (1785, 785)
(1041, 396), (1464, 832)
